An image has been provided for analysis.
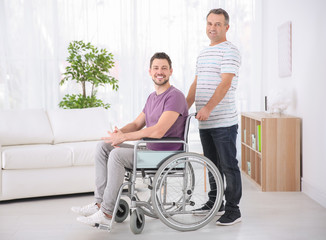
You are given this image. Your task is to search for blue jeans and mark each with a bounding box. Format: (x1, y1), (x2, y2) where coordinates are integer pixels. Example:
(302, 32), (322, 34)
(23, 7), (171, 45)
(199, 124), (242, 213)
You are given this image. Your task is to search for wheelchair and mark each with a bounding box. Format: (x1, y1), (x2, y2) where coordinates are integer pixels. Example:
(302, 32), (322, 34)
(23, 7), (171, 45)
(96, 113), (224, 234)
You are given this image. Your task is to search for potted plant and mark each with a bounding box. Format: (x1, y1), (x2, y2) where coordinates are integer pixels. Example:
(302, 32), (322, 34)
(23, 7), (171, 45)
(59, 40), (118, 109)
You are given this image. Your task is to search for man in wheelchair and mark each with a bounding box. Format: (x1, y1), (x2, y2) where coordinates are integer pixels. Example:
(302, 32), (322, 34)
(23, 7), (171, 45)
(72, 52), (189, 228)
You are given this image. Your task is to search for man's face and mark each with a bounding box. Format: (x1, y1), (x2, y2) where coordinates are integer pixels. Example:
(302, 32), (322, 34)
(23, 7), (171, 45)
(149, 59), (173, 86)
(206, 13), (229, 44)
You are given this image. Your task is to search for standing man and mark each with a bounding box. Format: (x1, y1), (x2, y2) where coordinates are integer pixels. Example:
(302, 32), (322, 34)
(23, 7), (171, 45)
(72, 52), (188, 228)
(187, 8), (242, 226)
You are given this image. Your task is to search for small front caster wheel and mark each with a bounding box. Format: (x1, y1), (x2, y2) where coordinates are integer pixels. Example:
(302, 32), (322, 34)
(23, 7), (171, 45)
(115, 199), (129, 223)
(130, 209), (145, 234)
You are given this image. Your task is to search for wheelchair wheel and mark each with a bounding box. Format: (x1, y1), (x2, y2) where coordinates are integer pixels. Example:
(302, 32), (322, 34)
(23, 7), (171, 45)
(130, 208), (145, 234)
(114, 199), (129, 223)
(151, 152), (223, 231)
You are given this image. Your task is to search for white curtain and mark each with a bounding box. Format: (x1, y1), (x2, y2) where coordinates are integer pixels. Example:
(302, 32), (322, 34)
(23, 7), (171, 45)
(0, 0), (259, 127)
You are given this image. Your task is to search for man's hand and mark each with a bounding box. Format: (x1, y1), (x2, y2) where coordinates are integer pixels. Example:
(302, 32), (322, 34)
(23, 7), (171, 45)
(196, 106), (212, 121)
(102, 126), (126, 147)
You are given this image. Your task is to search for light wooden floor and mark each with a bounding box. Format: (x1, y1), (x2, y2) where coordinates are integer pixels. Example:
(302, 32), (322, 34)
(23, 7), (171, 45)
(1, 173), (326, 240)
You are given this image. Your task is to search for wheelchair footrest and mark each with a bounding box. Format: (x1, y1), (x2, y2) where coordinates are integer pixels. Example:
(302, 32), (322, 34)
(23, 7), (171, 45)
(94, 223), (111, 232)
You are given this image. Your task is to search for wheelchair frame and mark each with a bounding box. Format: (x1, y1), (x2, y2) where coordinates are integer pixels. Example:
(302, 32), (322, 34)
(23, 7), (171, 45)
(96, 113), (224, 233)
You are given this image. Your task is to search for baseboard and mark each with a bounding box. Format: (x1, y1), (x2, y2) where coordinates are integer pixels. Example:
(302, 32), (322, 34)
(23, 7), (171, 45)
(302, 177), (326, 208)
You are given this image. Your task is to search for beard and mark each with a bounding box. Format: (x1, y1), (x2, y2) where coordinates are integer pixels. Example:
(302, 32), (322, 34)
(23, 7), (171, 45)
(152, 78), (169, 86)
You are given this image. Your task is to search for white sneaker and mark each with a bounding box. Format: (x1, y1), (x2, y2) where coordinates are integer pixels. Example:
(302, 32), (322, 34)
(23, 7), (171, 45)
(71, 203), (99, 217)
(77, 210), (111, 227)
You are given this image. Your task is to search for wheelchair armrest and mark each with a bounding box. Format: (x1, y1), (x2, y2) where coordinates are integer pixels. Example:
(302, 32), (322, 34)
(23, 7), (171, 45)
(142, 137), (181, 142)
(134, 137), (186, 151)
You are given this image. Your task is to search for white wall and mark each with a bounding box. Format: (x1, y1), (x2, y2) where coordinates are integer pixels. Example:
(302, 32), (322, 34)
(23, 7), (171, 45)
(261, 0), (326, 207)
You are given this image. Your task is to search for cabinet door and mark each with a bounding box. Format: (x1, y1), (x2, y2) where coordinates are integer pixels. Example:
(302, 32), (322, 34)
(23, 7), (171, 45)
(262, 118), (300, 191)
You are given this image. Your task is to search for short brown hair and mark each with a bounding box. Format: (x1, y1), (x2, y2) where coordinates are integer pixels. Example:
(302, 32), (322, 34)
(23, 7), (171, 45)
(150, 52), (172, 69)
(206, 8), (229, 25)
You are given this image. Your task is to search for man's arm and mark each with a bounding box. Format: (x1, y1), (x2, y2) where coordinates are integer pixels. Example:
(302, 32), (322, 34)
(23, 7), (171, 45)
(196, 73), (234, 121)
(119, 112), (146, 133)
(186, 76), (197, 110)
(104, 111), (180, 146)
(102, 112), (146, 142)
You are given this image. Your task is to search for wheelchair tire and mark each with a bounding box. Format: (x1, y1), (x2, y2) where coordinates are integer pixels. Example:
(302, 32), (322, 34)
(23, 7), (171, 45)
(151, 152), (224, 232)
(130, 209), (145, 234)
(114, 199), (129, 223)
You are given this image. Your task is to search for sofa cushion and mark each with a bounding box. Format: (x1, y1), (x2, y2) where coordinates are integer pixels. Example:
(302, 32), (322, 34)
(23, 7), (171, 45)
(0, 109), (54, 146)
(1, 145), (72, 170)
(47, 107), (110, 144)
(57, 141), (101, 166)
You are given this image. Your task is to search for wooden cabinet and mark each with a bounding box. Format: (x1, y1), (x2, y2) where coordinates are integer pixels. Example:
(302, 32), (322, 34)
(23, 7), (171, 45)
(241, 112), (301, 191)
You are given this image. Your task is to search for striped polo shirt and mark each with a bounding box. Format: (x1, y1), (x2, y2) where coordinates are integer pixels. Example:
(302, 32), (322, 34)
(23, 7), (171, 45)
(195, 41), (241, 129)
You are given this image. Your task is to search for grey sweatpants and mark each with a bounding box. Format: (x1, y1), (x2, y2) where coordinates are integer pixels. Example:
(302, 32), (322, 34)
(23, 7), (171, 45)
(94, 141), (134, 215)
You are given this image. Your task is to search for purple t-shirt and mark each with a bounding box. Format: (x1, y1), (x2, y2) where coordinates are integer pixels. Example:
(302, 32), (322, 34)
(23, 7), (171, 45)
(142, 86), (188, 151)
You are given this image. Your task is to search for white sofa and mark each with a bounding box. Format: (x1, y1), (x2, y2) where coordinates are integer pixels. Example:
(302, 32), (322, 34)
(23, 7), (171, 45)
(0, 107), (110, 201)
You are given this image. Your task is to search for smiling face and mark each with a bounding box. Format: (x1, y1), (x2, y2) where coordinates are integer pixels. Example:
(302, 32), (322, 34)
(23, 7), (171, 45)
(206, 13), (229, 45)
(149, 58), (173, 86)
